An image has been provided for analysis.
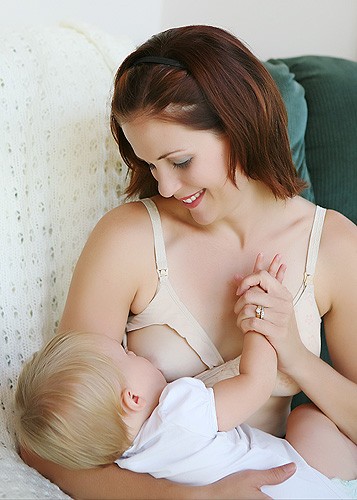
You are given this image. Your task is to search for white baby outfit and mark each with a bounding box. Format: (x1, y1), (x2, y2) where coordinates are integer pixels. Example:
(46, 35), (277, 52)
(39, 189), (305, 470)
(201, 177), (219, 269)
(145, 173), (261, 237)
(116, 378), (351, 499)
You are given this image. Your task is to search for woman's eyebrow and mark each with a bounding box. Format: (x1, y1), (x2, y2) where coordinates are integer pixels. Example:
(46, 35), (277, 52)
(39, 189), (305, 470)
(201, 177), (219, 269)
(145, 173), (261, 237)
(157, 149), (185, 160)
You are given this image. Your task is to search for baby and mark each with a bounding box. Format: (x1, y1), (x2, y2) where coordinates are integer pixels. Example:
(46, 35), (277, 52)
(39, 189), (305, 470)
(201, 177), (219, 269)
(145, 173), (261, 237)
(15, 330), (356, 499)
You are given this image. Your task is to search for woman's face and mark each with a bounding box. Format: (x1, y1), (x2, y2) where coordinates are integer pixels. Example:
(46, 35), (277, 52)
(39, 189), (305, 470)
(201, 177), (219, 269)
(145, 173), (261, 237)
(121, 116), (242, 225)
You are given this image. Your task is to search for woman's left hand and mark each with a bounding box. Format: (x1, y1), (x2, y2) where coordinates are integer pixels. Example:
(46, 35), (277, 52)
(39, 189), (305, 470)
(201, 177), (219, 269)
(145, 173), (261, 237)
(234, 254), (306, 374)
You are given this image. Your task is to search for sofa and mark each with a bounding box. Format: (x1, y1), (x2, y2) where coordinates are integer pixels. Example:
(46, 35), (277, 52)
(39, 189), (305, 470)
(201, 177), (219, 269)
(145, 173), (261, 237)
(0, 23), (356, 498)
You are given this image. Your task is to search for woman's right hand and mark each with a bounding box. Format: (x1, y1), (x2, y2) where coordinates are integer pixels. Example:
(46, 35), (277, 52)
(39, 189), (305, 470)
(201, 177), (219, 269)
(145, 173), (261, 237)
(201, 463), (297, 499)
(21, 446), (296, 499)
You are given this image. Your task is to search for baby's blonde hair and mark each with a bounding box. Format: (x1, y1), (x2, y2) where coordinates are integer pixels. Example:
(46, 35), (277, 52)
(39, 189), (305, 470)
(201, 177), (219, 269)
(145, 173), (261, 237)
(14, 331), (133, 469)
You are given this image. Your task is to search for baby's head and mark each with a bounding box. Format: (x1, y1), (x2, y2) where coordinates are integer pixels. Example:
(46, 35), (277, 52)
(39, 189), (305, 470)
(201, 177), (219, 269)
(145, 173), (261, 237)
(14, 331), (133, 469)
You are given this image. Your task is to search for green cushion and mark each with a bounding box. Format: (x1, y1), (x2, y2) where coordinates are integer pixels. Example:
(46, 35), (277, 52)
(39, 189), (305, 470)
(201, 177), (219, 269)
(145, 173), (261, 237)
(266, 56), (357, 408)
(277, 56), (357, 224)
(264, 60), (315, 202)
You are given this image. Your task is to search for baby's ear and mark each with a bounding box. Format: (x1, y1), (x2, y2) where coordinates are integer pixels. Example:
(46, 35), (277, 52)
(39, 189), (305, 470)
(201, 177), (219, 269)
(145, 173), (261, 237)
(122, 388), (146, 413)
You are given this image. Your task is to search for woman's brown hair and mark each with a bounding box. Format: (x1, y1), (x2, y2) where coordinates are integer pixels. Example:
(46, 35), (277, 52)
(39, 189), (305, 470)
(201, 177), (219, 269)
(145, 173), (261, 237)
(111, 25), (306, 199)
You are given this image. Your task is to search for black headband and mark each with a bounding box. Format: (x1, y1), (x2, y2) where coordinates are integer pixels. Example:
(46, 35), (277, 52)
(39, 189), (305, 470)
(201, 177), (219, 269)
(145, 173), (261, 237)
(130, 55), (185, 69)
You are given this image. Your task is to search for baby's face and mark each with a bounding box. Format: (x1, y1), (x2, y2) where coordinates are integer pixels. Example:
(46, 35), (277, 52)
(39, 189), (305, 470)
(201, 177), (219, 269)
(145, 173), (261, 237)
(100, 336), (166, 395)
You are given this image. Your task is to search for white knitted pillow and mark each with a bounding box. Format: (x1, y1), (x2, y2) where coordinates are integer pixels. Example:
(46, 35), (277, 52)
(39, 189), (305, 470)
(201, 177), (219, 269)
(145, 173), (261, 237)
(0, 23), (133, 498)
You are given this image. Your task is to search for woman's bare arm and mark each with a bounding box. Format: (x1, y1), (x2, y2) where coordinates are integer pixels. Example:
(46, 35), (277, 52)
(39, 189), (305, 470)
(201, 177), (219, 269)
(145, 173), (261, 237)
(58, 202), (155, 340)
(21, 447), (296, 500)
(236, 211), (357, 443)
(286, 211), (357, 442)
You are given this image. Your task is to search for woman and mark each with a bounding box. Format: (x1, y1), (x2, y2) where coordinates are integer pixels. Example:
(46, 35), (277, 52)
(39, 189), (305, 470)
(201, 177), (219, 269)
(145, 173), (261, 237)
(22, 25), (357, 499)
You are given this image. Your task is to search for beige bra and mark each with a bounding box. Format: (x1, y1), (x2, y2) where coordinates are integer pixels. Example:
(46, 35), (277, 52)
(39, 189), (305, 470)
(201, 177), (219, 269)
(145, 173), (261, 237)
(125, 199), (326, 396)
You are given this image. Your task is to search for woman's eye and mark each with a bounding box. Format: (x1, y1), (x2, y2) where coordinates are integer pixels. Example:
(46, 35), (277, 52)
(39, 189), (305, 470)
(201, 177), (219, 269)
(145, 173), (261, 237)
(148, 163), (156, 170)
(173, 158), (192, 169)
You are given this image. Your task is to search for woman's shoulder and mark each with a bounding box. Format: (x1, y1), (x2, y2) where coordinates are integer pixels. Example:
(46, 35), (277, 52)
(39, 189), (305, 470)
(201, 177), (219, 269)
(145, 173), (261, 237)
(323, 208), (356, 230)
(101, 196), (184, 225)
(61, 200), (160, 334)
(101, 199), (149, 225)
(80, 200), (157, 275)
(315, 208), (357, 308)
(288, 198), (355, 239)
(93, 199), (156, 243)
(320, 208), (357, 279)
(321, 208), (357, 253)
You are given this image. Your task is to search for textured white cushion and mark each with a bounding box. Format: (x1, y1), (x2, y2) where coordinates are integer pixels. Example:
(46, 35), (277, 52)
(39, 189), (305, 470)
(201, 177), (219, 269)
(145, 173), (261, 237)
(0, 23), (133, 498)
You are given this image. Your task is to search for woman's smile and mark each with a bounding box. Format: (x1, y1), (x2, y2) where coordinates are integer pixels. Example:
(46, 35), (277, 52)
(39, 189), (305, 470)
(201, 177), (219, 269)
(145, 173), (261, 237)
(179, 189), (205, 207)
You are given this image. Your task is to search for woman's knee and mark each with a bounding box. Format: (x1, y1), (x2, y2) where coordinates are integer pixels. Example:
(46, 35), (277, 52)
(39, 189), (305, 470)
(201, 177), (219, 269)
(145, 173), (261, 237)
(286, 402), (330, 442)
(287, 403), (318, 428)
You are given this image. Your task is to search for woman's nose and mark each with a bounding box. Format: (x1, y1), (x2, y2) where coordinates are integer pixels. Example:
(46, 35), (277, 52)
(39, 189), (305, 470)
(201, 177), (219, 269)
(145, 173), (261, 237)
(155, 168), (182, 198)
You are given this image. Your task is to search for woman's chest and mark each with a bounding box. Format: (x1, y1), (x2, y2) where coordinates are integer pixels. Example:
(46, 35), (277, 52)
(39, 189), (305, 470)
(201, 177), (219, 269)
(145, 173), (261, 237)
(127, 243), (245, 379)
(128, 202), (321, 380)
(165, 228), (309, 346)
(168, 242), (248, 359)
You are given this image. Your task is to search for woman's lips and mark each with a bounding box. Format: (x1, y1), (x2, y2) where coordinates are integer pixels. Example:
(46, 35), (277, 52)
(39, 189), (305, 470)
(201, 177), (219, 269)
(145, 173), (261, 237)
(180, 189), (205, 208)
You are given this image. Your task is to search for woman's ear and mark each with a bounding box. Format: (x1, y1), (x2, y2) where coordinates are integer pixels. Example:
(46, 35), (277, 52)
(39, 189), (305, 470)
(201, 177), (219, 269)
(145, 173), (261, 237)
(122, 388), (146, 413)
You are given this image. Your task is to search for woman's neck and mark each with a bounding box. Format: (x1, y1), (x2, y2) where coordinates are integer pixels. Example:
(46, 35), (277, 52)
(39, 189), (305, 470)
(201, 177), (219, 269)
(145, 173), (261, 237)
(211, 179), (290, 249)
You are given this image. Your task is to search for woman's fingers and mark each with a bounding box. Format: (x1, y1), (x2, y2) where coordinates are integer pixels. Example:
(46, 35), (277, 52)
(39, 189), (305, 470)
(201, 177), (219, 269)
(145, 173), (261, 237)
(258, 463), (297, 487)
(275, 263), (287, 284)
(267, 253), (281, 277)
(239, 314), (284, 337)
(236, 282), (292, 308)
(211, 463), (296, 499)
(253, 252), (264, 273)
(252, 253), (285, 282)
(234, 254), (301, 372)
(236, 254), (287, 297)
(235, 254), (286, 291)
(267, 254), (287, 284)
(236, 302), (292, 336)
(234, 278), (293, 339)
(234, 254), (291, 340)
(236, 269), (290, 298)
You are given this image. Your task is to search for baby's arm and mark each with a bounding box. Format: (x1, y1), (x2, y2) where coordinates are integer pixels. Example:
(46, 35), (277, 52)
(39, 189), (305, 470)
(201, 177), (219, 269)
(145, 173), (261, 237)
(213, 332), (277, 431)
(214, 254), (284, 431)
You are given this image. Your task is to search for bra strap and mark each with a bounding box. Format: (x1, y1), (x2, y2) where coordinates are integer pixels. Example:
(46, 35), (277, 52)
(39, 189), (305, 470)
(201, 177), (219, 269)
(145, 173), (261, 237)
(304, 206), (326, 285)
(140, 199), (169, 280)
